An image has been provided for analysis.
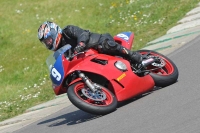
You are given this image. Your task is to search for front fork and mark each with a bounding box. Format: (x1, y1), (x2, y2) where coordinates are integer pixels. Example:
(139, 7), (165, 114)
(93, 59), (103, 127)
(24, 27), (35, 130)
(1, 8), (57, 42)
(75, 71), (98, 92)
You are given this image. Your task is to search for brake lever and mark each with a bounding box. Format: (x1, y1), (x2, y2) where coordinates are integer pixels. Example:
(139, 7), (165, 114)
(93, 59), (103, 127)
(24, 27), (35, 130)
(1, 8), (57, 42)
(68, 52), (85, 61)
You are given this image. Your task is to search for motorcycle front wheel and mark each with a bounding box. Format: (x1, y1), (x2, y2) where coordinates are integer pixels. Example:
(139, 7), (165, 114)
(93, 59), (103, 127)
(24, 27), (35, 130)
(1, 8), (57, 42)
(67, 81), (117, 115)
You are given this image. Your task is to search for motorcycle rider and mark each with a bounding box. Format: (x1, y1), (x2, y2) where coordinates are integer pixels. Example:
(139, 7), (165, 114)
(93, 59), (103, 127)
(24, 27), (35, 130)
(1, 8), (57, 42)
(38, 21), (142, 64)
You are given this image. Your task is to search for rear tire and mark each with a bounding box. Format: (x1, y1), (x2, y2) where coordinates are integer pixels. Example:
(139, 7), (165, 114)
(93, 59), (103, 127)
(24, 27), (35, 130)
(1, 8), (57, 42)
(67, 81), (117, 115)
(138, 50), (179, 87)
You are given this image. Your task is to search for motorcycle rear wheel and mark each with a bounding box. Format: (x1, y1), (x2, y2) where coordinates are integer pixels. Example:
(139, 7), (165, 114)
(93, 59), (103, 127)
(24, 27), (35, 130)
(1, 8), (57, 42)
(138, 50), (179, 87)
(67, 81), (117, 115)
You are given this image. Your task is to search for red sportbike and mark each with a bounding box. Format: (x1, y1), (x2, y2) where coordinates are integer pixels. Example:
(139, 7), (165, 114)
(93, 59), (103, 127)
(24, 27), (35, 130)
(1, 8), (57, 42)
(46, 32), (179, 115)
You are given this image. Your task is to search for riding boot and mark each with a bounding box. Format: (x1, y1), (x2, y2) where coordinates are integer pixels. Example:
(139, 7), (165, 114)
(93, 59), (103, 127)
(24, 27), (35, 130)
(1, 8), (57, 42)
(128, 51), (143, 64)
(117, 45), (142, 64)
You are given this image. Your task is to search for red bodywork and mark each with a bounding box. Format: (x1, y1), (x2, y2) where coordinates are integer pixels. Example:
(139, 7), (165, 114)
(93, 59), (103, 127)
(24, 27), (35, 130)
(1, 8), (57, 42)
(52, 32), (155, 102)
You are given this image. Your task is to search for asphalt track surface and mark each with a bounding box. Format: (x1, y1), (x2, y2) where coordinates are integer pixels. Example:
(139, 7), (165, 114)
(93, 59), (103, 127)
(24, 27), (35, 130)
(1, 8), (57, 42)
(13, 35), (200, 133)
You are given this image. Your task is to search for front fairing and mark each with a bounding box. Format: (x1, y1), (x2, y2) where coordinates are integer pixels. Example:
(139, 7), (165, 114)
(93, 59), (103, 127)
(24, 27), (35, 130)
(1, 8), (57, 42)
(46, 45), (71, 86)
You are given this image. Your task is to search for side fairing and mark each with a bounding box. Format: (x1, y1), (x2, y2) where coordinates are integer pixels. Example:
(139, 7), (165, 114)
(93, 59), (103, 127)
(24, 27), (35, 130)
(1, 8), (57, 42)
(67, 53), (154, 101)
(68, 54), (128, 80)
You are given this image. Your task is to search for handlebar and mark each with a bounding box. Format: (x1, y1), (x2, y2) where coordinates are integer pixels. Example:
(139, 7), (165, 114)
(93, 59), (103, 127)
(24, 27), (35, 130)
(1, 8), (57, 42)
(67, 52), (85, 61)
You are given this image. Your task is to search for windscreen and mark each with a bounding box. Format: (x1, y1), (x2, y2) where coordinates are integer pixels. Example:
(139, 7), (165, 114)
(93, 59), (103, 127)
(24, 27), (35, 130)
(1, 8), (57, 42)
(46, 44), (71, 71)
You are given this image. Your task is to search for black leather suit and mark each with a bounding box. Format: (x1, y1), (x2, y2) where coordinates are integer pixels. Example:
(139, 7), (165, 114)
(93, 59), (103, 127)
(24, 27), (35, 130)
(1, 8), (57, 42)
(58, 25), (142, 63)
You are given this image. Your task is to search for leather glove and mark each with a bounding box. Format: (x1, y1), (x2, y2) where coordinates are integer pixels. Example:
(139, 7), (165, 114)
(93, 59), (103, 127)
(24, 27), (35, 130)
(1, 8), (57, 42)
(74, 42), (86, 53)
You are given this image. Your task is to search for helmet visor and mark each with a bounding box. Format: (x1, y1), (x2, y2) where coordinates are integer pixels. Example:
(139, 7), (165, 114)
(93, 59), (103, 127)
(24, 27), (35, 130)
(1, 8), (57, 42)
(41, 28), (57, 50)
(42, 36), (53, 49)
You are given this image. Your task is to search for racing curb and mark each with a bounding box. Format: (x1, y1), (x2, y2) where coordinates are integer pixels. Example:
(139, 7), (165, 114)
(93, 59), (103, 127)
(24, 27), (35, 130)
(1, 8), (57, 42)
(0, 94), (70, 127)
(146, 30), (200, 46)
(25, 94), (69, 113)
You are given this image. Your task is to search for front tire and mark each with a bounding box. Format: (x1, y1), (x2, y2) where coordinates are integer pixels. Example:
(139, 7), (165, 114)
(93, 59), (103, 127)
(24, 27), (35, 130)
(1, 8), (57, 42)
(67, 81), (117, 115)
(138, 50), (179, 87)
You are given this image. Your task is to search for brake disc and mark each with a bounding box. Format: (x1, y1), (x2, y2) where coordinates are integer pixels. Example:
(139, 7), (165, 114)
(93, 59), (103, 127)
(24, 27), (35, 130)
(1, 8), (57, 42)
(81, 88), (106, 101)
(149, 55), (166, 67)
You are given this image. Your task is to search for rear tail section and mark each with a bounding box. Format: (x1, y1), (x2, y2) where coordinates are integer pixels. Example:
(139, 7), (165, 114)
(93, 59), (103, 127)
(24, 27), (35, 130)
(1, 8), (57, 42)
(113, 32), (134, 50)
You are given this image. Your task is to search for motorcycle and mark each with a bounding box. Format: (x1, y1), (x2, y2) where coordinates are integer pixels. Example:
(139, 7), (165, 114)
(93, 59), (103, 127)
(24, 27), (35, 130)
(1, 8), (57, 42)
(46, 32), (179, 115)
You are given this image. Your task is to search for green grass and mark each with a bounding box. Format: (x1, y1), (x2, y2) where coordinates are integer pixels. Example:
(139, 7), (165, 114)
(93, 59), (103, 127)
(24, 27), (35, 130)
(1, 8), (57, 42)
(0, 0), (199, 121)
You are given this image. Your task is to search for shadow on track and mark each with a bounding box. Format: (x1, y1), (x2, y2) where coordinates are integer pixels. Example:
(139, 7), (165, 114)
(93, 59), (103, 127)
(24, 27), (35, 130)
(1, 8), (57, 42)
(37, 109), (101, 127)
